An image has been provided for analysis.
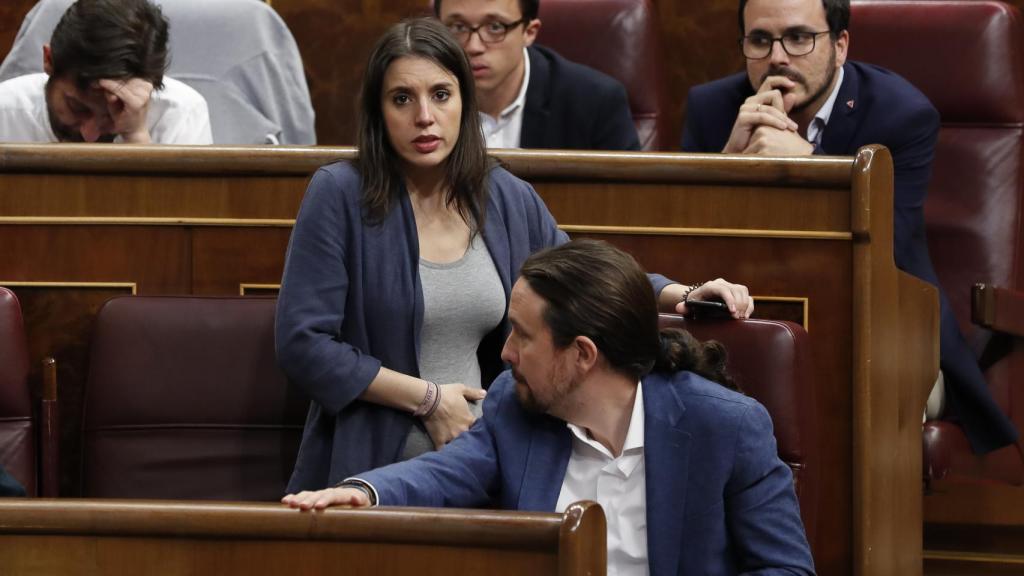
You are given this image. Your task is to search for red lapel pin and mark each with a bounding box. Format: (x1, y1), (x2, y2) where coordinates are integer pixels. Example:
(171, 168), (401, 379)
(846, 99), (856, 109)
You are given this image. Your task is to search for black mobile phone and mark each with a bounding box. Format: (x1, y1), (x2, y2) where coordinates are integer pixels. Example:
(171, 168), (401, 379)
(685, 299), (731, 318)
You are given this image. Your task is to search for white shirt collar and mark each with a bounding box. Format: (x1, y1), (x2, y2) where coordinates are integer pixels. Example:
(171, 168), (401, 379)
(480, 47), (531, 149)
(557, 382), (649, 574)
(499, 47), (531, 119)
(806, 65), (845, 146)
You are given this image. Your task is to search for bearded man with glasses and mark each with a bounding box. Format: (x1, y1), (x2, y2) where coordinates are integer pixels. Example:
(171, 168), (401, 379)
(434, 0), (640, 150)
(682, 0), (1019, 458)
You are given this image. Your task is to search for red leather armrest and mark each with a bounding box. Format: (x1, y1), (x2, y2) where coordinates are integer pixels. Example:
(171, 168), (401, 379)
(972, 284), (1024, 337)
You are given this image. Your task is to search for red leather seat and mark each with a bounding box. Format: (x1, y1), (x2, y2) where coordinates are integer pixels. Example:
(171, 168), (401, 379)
(657, 315), (819, 550)
(536, 0), (670, 150)
(81, 296), (309, 500)
(849, 0), (1024, 485)
(0, 287), (36, 496)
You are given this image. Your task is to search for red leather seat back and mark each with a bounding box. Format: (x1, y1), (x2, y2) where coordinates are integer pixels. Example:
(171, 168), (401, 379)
(82, 296), (309, 500)
(0, 287), (36, 496)
(657, 315), (819, 543)
(537, 0), (670, 150)
(849, 0), (1024, 384)
(850, 0), (1024, 478)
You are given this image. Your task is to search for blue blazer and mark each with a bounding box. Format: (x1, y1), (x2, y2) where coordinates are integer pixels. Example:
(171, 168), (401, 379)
(521, 45), (641, 151)
(681, 61), (1018, 453)
(361, 371), (815, 576)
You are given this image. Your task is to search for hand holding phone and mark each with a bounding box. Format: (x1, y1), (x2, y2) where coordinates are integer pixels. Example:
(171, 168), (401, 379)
(684, 299), (732, 319)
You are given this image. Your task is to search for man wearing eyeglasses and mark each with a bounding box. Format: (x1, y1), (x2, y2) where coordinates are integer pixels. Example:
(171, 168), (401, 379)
(683, 0), (1020, 458)
(435, 0), (640, 150)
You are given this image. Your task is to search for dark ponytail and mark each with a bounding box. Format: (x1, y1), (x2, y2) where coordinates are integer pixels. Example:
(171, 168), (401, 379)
(655, 328), (739, 392)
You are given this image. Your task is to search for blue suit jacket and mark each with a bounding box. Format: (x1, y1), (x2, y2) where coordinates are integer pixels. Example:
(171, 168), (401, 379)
(681, 61), (1018, 453)
(521, 45), (641, 151)
(361, 371), (815, 576)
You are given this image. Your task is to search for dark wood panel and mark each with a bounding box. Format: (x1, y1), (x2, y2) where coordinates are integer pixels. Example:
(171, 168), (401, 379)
(537, 181), (849, 232)
(0, 226), (191, 291)
(925, 480), (1024, 526)
(0, 536), (558, 576)
(0, 172), (308, 219)
(925, 522), (1024, 576)
(191, 228), (292, 295)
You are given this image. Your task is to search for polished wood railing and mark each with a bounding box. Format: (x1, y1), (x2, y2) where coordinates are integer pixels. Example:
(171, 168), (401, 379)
(0, 499), (605, 575)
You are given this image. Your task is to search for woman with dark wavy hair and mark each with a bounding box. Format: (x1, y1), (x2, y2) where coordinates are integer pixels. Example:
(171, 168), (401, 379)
(276, 18), (753, 494)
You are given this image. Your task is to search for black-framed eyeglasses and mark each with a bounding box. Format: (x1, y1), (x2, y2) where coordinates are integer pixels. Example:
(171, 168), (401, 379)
(446, 19), (526, 44)
(740, 30), (831, 59)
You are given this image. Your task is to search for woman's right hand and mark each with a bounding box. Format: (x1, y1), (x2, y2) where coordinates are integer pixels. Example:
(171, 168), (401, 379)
(422, 383), (486, 449)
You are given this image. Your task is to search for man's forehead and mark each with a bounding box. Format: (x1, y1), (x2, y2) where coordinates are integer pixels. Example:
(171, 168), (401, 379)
(509, 279), (544, 321)
(744, 0), (828, 30)
(441, 0), (522, 19)
(51, 77), (106, 105)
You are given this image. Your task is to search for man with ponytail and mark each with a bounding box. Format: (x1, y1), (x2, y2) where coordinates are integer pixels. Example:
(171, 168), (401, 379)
(284, 239), (814, 575)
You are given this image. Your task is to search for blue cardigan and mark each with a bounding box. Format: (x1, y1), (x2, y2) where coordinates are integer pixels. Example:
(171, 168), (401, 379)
(277, 161), (673, 491)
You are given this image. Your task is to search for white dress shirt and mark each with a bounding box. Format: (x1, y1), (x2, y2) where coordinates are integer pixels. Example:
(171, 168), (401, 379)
(556, 383), (649, 576)
(480, 48), (531, 149)
(806, 66), (845, 148)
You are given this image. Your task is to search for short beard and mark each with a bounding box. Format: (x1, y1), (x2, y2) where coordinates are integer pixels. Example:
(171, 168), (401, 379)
(515, 378), (544, 414)
(513, 366), (580, 416)
(791, 60), (837, 116)
(761, 41), (839, 116)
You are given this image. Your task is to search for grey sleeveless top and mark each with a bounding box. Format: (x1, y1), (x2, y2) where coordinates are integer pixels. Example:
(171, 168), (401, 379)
(401, 233), (505, 460)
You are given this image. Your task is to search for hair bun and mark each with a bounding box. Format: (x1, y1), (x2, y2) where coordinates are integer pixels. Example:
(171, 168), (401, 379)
(655, 328), (739, 392)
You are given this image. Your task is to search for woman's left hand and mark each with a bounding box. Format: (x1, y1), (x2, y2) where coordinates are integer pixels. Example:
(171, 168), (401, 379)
(676, 278), (753, 319)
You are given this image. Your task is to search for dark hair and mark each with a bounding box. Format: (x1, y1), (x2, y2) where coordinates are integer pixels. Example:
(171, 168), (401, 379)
(49, 0), (169, 91)
(519, 239), (736, 389)
(433, 0), (541, 23)
(738, 0), (849, 39)
(357, 18), (489, 228)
